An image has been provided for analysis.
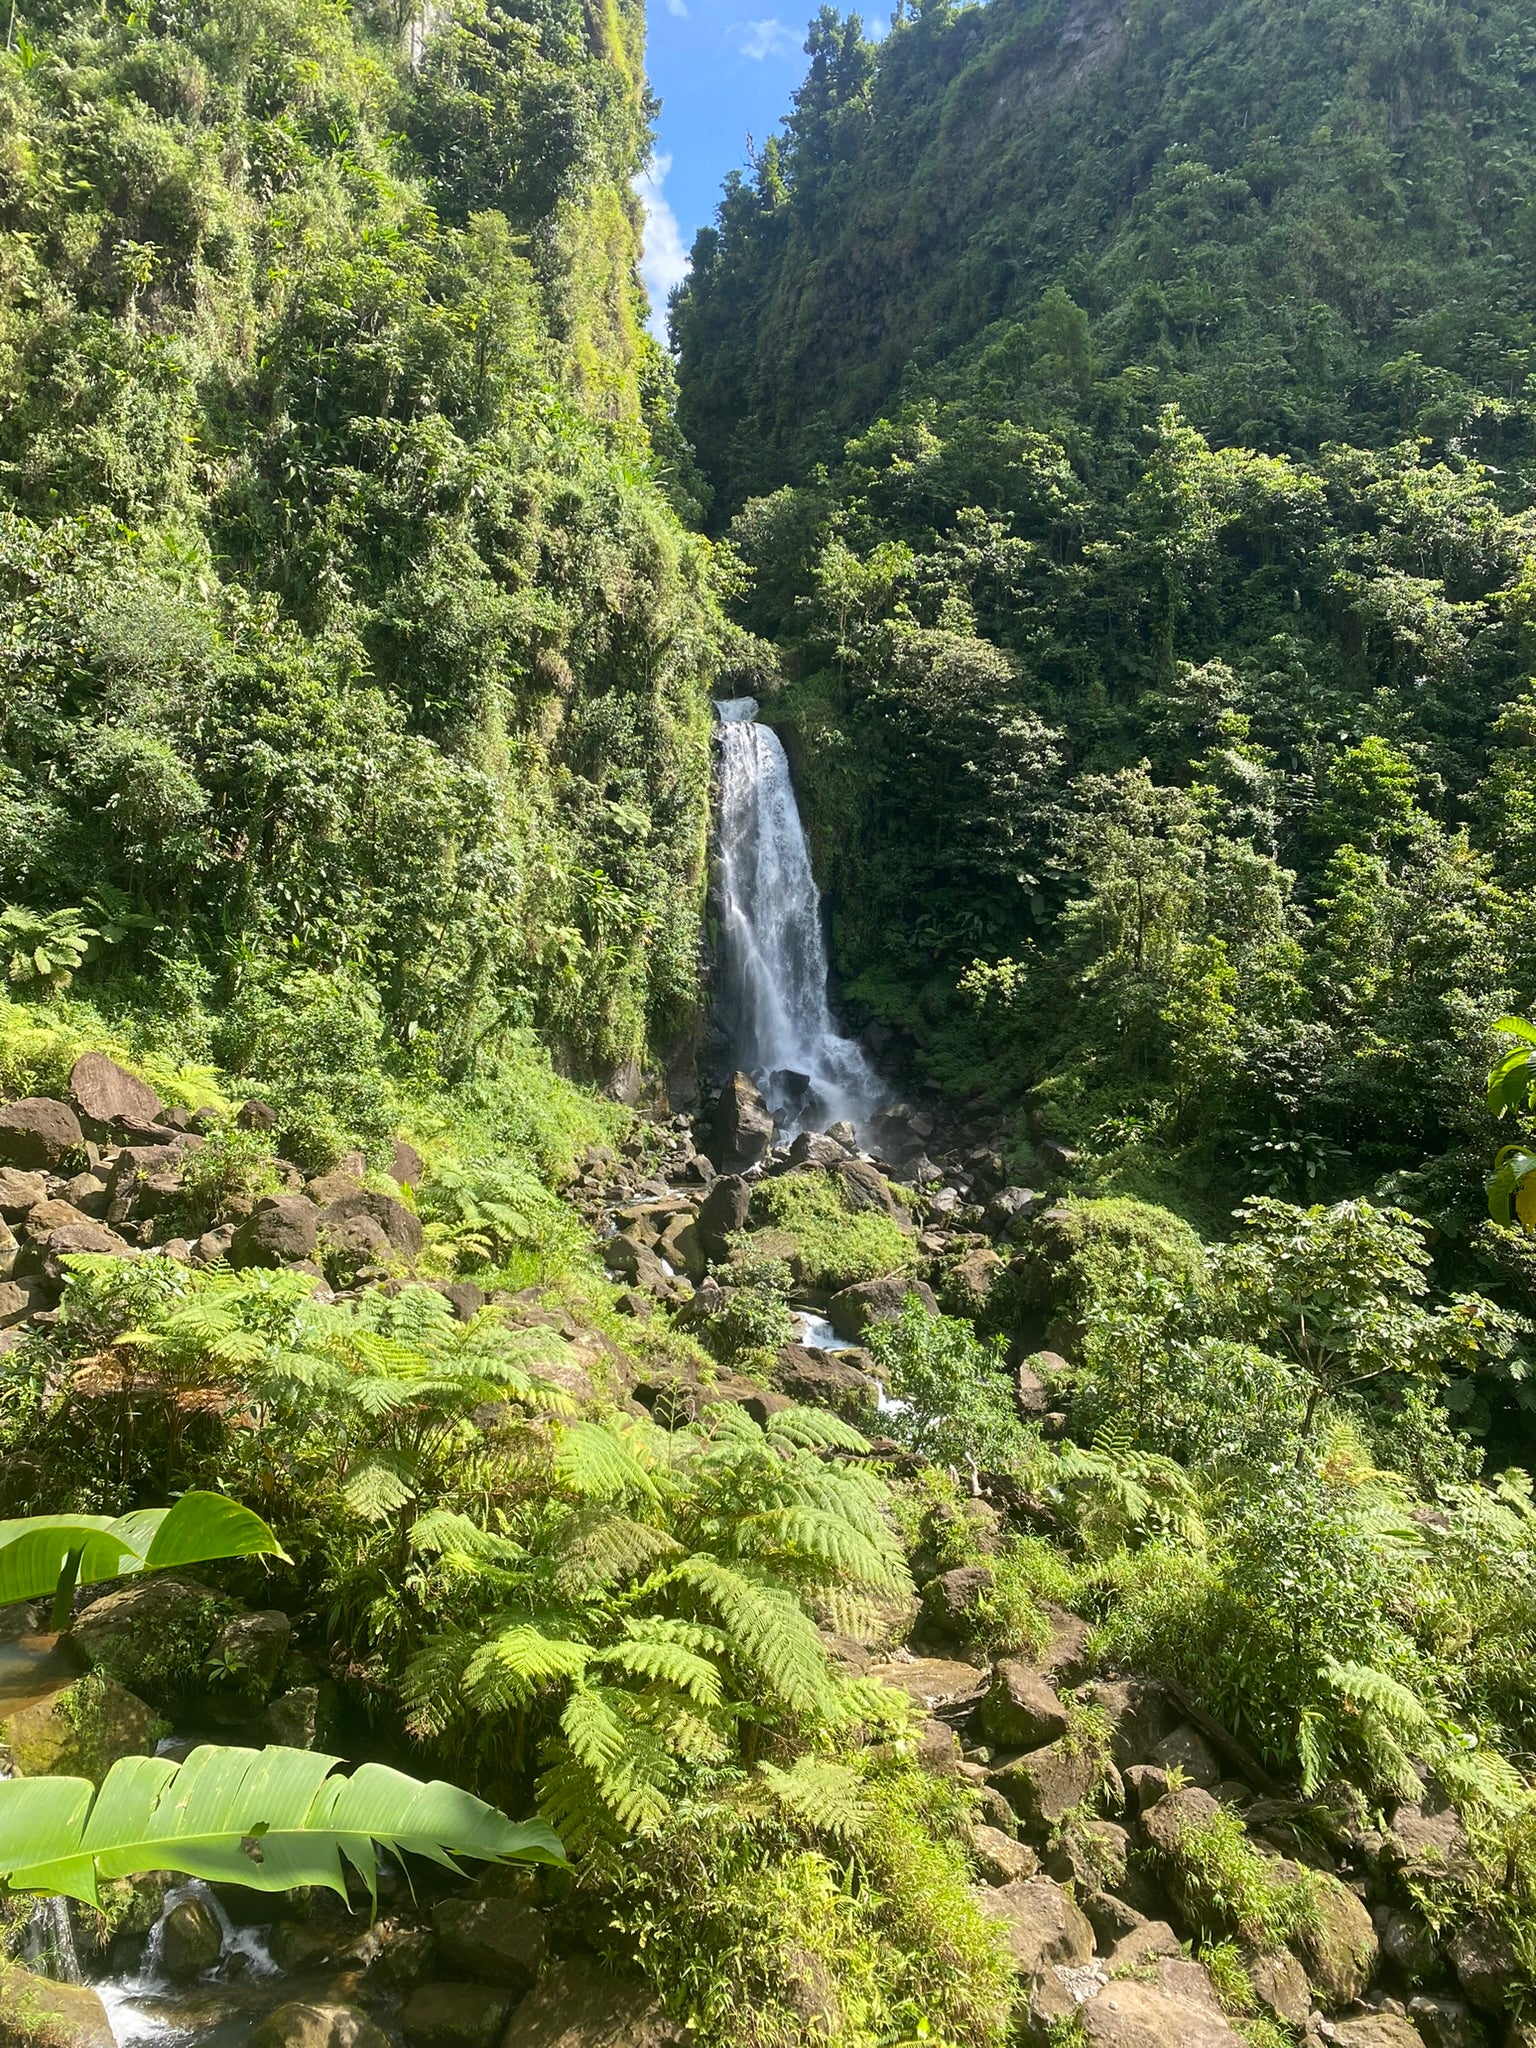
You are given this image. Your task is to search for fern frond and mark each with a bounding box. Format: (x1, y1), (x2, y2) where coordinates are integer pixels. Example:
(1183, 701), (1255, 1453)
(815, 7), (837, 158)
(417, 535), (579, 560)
(342, 1458), (415, 1523)
(766, 1406), (871, 1452)
(595, 1640), (722, 1705)
(554, 1420), (663, 1504)
(672, 1555), (836, 1718)
(755, 1757), (871, 1842)
(463, 1624), (592, 1711)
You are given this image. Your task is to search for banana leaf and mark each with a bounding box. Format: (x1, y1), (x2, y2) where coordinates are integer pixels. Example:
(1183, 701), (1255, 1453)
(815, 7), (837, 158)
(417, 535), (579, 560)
(0, 1744), (565, 1906)
(0, 1493), (288, 1617)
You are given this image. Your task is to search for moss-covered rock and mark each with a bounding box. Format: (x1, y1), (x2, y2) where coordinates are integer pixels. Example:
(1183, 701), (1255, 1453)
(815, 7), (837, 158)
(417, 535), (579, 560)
(0, 1671), (163, 1782)
(1008, 1197), (1208, 1355)
(0, 1965), (114, 2048)
(70, 1575), (232, 1710)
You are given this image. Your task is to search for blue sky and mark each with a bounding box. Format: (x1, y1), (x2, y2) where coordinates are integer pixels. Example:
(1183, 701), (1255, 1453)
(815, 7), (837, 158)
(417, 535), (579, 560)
(635, 5), (817, 339)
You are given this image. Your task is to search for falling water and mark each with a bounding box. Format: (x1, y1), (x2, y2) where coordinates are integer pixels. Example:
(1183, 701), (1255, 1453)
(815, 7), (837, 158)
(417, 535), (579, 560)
(713, 698), (883, 1137)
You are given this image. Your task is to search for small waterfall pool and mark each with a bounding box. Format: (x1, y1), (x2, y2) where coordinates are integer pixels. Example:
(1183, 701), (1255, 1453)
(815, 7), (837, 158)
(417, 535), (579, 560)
(713, 697), (883, 1140)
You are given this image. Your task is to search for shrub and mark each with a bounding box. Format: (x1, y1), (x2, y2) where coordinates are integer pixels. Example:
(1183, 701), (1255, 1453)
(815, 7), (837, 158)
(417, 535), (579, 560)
(1145, 1796), (1323, 1947)
(867, 1298), (1036, 1482)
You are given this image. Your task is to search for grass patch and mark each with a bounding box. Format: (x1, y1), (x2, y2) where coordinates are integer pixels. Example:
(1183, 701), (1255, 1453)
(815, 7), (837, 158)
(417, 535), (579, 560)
(752, 1169), (915, 1290)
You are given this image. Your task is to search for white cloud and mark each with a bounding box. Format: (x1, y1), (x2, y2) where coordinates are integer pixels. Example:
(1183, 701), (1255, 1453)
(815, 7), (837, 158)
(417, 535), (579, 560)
(738, 17), (798, 59)
(664, 0), (688, 17)
(635, 154), (690, 343)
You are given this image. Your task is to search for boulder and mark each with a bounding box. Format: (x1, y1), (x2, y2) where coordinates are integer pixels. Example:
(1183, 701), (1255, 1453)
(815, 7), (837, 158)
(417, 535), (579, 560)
(70, 1575), (229, 1702)
(826, 1274), (939, 1341)
(1080, 1958), (1245, 2048)
(770, 1344), (876, 1420)
(318, 1190), (424, 1265)
(657, 1213), (706, 1282)
(1151, 1724), (1224, 1790)
(249, 2006), (392, 2048)
(986, 1187), (1045, 1239)
(0, 1965), (115, 2048)
(431, 1895), (547, 1990)
(161, 1892), (225, 1980)
(976, 1876), (1094, 1974)
(947, 1247), (1004, 1315)
(834, 1158), (902, 1218)
(991, 1739), (1103, 1832)
(788, 1131), (849, 1168)
(968, 1824), (1040, 1886)
(0, 1098), (83, 1171)
(1140, 1786), (1223, 1864)
(981, 1662), (1070, 1751)
(0, 1672), (162, 1781)
(1044, 1819), (1130, 1895)
(1407, 1997), (1487, 2048)
(1447, 1917), (1518, 2016)
(919, 1564), (995, 1647)
(710, 1072), (774, 1173)
(863, 1656), (988, 1714)
(305, 1171), (366, 1208)
(504, 1958), (689, 2046)
(1014, 1360), (1049, 1417)
(260, 1683), (339, 1751)
(1248, 1949), (1311, 2026)
(229, 1195), (321, 1269)
(211, 1608), (292, 1698)
(1330, 2019), (1426, 2048)
(0, 1167), (46, 1219)
(1081, 1676), (1179, 1770)
(1300, 1876), (1380, 2009)
(0, 1278), (43, 1327)
(68, 1054), (162, 1132)
(1378, 1906), (1440, 1982)
(237, 1099), (279, 1131)
(1108, 1921), (1184, 1970)
(39, 1220), (134, 1278)
(1390, 1796), (1470, 1875)
(696, 1174), (751, 1258)
(399, 1983), (517, 2048)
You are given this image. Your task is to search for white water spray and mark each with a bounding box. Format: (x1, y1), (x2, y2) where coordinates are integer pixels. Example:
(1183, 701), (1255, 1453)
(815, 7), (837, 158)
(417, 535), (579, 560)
(713, 699), (883, 1137)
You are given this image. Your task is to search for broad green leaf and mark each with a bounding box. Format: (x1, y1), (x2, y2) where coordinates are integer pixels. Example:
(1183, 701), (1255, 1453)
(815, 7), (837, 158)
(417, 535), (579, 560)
(0, 1745), (565, 1907)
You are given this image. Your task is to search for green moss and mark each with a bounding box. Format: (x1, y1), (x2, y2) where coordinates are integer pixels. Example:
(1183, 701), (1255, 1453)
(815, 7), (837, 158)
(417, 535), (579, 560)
(751, 1170), (915, 1291)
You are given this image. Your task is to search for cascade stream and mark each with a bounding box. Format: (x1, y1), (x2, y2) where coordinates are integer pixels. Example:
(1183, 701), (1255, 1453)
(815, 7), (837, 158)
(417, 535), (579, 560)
(712, 698), (883, 1139)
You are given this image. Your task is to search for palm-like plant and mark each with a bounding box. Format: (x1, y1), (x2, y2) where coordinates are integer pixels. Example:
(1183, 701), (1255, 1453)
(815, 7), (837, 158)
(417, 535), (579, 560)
(0, 1743), (563, 1906)
(403, 1402), (913, 1849)
(0, 904), (101, 992)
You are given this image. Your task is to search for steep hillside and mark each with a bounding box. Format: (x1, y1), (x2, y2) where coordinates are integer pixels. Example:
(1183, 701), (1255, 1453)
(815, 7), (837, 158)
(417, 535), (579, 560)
(675, 0), (1536, 509)
(0, 0), (726, 1147)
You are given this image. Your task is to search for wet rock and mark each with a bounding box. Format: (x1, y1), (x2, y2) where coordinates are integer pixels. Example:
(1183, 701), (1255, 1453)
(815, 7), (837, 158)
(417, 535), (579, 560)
(0, 1671), (162, 1782)
(696, 1173), (751, 1258)
(249, 2005), (392, 2048)
(788, 1131), (848, 1168)
(431, 1895), (547, 1990)
(0, 1098), (84, 1171)
(260, 1683), (339, 1751)
(826, 1274), (939, 1340)
(399, 1982), (517, 2048)
(981, 1661), (1070, 1751)
(0, 1964), (115, 2048)
(991, 1739), (1102, 1832)
(230, 1195), (321, 1269)
(161, 1892), (225, 1980)
(69, 1054), (162, 1133)
(506, 1957), (689, 2046)
(977, 1876), (1094, 1974)
(657, 1213), (705, 1281)
(710, 1072), (774, 1174)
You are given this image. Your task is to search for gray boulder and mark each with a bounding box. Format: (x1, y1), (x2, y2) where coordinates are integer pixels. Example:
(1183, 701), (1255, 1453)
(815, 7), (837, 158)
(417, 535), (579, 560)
(430, 1895), (547, 1990)
(710, 1072), (774, 1173)
(68, 1054), (162, 1133)
(505, 1958), (689, 2046)
(696, 1174), (751, 1258)
(398, 1983), (516, 2048)
(318, 1190), (424, 1265)
(0, 1098), (83, 1171)
(230, 1195), (320, 1269)
(826, 1274), (938, 1340)
(976, 1876), (1094, 1974)
(982, 1661), (1070, 1750)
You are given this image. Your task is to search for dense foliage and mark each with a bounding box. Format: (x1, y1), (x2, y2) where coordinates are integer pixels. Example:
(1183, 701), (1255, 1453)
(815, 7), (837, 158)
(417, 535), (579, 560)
(0, 0), (727, 1133)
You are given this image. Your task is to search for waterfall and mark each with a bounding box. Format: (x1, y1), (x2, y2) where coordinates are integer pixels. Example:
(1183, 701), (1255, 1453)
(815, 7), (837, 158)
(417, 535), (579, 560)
(713, 698), (883, 1137)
